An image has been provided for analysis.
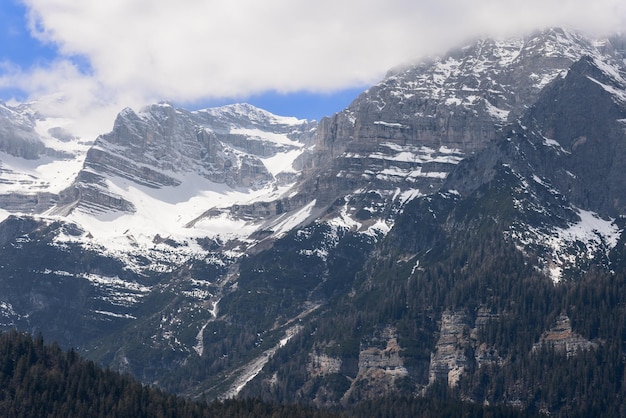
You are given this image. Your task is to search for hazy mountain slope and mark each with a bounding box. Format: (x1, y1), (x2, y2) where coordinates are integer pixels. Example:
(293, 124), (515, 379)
(0, 101), (87, 214)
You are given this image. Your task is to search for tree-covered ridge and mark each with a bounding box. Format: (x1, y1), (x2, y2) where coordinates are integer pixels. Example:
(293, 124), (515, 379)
(0, 330), (209, 417)
(0, 330), (533, 417)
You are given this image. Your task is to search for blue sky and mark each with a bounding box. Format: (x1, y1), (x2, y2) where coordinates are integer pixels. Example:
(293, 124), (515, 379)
(0, 2), (45, 66)
(1, 0), (625, 134)
(0, 0), (53, 98)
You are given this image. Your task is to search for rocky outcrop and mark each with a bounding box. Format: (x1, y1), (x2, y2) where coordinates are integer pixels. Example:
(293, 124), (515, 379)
(428, 307), (503, 388)
(532, 314), (598, 356)
(342, 327), (409, 402)
(429, 310), (472, 387)
(472, 307), (502, 368)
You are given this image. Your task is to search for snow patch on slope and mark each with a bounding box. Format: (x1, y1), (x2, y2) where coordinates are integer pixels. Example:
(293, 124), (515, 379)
(270, 200), (317, 237)
(261, 149), (303, 176)
(0, 148), (85, 195)
(511, 208), (621, 283)
(229, 127), (303, 148)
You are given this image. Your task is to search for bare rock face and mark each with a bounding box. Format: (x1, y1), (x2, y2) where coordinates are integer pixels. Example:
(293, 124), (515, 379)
(428, 308), (504, 389)
(518, 56), (626, 218)
(532, 314), (597, 356)
(93, 104), (279, 189)
(342, 327), (409, 403)
(429, 310), (472, 387)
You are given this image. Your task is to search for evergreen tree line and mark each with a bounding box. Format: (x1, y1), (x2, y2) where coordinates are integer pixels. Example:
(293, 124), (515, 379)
(0, 330), (533, 417)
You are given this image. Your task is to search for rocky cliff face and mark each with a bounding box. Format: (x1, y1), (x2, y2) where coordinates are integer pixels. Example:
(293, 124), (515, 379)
(519, 56), (626, 218)
(291, 28), (624, 228)
(532, 314), (597, 356)
(444, 54), (626, 282)
(429, 310), (472, 388)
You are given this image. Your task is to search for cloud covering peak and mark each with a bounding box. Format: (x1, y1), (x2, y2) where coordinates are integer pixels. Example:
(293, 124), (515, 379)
(2, 0), (625, 135)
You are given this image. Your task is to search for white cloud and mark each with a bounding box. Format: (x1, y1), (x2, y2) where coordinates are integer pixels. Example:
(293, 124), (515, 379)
(0, 58), (134, 138)
(3, 0), (625, 134)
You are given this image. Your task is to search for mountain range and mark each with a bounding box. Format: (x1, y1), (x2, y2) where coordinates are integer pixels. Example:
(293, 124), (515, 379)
(1, 27), (626, 415)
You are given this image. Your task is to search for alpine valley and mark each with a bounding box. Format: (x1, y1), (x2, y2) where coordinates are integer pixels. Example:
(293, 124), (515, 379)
(2, 27), (626, 415)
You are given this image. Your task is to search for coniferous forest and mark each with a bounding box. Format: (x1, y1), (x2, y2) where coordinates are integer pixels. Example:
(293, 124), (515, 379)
(0, 330), (535, 417)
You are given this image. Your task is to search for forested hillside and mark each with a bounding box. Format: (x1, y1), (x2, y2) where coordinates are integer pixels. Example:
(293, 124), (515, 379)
(0, 331), (533, 417)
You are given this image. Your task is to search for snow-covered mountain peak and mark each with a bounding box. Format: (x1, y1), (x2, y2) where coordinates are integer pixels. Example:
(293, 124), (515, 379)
(0, 101), (90, 214)
(20, 100), (321, 274)
(365, 27), (609, 121)
(198, 103), (308, 126)
(0, 101), (36, 127)
(523, 27), (593, 57)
